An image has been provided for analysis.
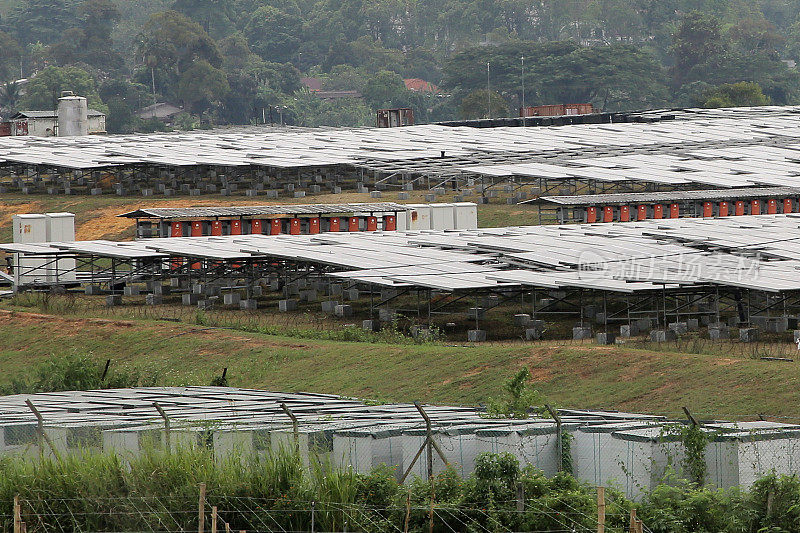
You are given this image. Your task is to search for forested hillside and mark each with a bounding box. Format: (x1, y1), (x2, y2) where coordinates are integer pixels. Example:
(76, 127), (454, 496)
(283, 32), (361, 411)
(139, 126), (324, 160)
(0, 0), (798, 130)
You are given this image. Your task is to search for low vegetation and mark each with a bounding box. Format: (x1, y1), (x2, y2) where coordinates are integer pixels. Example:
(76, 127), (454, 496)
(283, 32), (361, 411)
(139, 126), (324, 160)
(0, 447), (798, 533)
(2, 309), (800, 420)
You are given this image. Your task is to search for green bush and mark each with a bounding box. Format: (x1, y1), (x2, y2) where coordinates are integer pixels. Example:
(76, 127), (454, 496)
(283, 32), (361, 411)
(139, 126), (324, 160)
(0, 353), (157, 395)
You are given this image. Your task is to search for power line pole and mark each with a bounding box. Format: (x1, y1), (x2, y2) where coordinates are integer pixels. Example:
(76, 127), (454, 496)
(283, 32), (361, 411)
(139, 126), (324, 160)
(486, 61), (491, 119)
(521, 55), (526, 127)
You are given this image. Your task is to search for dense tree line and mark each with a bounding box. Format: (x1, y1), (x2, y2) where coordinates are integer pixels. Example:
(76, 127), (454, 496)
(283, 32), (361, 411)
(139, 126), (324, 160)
(0, 0), (798, 130)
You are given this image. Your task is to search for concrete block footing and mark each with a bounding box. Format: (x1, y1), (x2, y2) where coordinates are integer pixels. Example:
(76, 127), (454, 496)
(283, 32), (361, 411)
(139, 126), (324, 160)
(573, 326), (592, 340)
(596, 332), (616, 345)
(321, 300), (339, 313)
(739, 327), (759, 343)
(334, 304), (353, 317)
(708, 326), (730, 340)
(279, 299), (298, 312)
(223, 293), (241, 306)
(105, 294), (122, 306)
(650, 329), (677, 342)
(362, 320), (381, 332)
(467, 329), (487, 342)
(239, 299), (258, 310)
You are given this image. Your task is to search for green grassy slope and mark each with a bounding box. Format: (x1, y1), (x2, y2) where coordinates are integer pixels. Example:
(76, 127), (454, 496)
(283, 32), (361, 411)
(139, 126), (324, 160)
(1, 309), (796, 420)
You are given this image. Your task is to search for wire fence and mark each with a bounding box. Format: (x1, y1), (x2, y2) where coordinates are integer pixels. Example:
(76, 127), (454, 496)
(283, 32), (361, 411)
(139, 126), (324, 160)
(4, 490), (641, 533)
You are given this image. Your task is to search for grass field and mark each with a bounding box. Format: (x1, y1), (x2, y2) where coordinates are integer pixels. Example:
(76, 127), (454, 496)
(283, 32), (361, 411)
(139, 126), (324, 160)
(2, 308), (798, 420)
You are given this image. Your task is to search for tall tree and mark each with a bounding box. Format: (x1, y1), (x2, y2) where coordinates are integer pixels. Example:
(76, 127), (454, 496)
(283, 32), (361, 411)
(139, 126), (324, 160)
(670, 11), (725, 85)
(7, 0), (78, 46)
(20, 65), (104, 111)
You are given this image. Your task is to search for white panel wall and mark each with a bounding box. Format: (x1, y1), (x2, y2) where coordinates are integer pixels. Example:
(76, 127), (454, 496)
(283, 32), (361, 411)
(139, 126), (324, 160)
(405, 204), (432, 230)
(12, 214), (50, 284)
(46, 212), (77, 282)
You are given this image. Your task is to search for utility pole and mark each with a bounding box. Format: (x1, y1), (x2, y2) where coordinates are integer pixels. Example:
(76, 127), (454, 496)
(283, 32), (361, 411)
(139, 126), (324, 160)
(521, 56), (526, 127)
(486, 61), (491, 119)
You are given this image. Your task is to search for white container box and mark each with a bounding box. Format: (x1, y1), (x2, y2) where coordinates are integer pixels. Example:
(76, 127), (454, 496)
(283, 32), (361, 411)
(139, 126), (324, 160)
(46, 212), (77, 281)
(430, 203), (455, 231)
(452, 202), (478, 230)
(405, 204), (432, 230)
(12, 214), (50, 284)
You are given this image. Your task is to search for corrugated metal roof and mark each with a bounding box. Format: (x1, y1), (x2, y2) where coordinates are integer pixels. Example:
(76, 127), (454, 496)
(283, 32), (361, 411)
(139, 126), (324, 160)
(12, 109), (106, 119)
(534, 187), (800, 206)
(117, 202), (411, 219)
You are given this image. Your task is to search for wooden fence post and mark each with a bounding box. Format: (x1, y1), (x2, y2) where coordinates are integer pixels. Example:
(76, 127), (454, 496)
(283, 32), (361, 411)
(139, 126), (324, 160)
(597, 487), (605, 533)
(198, 483), (206, 533)
(211, 506), (218, 533)
(404, 492), (411, 533)
(13, 495), (20, 533)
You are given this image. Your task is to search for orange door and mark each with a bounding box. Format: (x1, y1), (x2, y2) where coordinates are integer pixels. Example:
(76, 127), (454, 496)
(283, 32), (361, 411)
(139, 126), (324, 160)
(619, 206), (630, 222)
(702, 202), (713, 217)
(211, 221), (222, 236)
(251, 219), (264, 234)
(290, 218), (301, 235)
(767, 199), (777, 214)
(637, 205), (647, 221)
(270, 219), (281, 235)
(653, 205), (663, 219)
(719, 202), (729, 217)
(309, 218), (321, 234)
(170, 222), (184, 237)
(784, 199), (794, 214)
(191, 221), (203, 237)
(384, 215), (397, 231)
(603, 206), (614, 223)
(366, 216), (378, 231)
(750, 200), (760, 215)
(735, 201), (745, 216)
(230, 220), (242, 235)
(587, 207), (597, 223)
(669, 203), (679, 219)
(348, 216), (360, 232)
(329, 217), (341, 232)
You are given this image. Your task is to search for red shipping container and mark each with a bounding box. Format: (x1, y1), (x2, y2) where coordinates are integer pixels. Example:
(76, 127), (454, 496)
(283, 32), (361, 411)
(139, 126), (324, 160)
(669, 203), (679, 219)
(587, 206), (597, 223)
(384, 215), (397, 231)
(603, 206), (614, 223)
(719, 202), (729, 217)
(348, 216), (360, 232)
(270, 219), (281, 235)
(309, 218), (321, 234)
(289, 218), (301, 235)
(637, 205), (647, 221)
